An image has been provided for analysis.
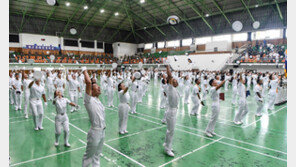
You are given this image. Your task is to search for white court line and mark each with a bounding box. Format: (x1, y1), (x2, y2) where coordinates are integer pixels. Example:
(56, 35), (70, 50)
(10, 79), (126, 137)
(45, 114), (146, 167)
(243, 105), (287, 128)
(9, 116), (26, 119)
(158, 137), (224, 167)
(106, 126), (166, 143)
(10, 146), (86, 166)
(176, 128), (287, 162)
(9, 119), (31, 124)
(107, 107), (287, 156)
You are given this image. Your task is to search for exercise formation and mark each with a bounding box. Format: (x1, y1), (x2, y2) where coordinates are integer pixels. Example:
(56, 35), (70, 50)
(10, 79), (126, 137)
(9, 65), (286, 166)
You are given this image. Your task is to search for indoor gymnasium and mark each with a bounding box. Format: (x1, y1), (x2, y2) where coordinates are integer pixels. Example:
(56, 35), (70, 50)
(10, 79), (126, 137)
(9, 0), (287, 166)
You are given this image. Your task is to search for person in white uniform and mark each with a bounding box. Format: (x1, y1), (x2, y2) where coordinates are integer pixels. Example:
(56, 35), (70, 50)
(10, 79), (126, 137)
(81, 67), (106, 167)
(107, 71), (115, 107)
(267, 74), (279, 110)
(54, 73), (65, 94)
(190, 78), (204, 116)
(22, 72), (32, 118)
(160, 77), (168, 109)
(28, 79), (47, 131)
(184, 75), (191, 104)
(53, 90), (78, 147)
(232, 74), (238, 105)
(9, 72), (15, 105)
(254, 78), (264, 117)
(118, 82), (130, 134)
(129, 76), (138, 114)
(67, 74), (81, 112)
(234, 73), (249, 125)
(46, 72), (55, 101)
(163, 65), (180, 157)
(12, 73), (23, 111)
(205, 77), (226, 137)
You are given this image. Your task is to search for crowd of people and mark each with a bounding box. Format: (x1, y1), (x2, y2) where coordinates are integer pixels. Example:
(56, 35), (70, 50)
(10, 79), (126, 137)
(9, 65), (286, 165)
(234, 42), (286, 63)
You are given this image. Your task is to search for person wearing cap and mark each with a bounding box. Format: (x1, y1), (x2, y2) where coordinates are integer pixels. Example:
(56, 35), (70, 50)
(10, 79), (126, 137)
(163, 65), (180, 157)
(28, 77), (47, 131)
(205, 77), (226, 137)
(106, 71), (115, 107)
(22, 71), (32, 118)
(117, 82), (130, 134)
(233, 72), (249, 125)
(78, 71), (85, 98)
(66, 74), (81, 113)
(81, 67), (106, 167)
(267, 74), (279, 110)
(190, 78), (204, 116)
(254, 77), (264, 117)
(46, 71), (55, 101)
(53, 90), (78, 147)
(12, 73), (23, 111)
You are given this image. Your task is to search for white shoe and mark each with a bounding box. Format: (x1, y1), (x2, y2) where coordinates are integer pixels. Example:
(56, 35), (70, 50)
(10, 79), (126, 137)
(64, 143), (71, 147)
(25, 115), (28, 119)
(234, 121), (243, 125)
(119, 131), (125, 135)
(205, 132), (213, 138)
(165, 150), (175, 157)
(39, 127), (44, 130)
(124, 130), (128, 134)
(190, 113), (197, 116)
(211, 132), (217, 136)
(34, 127), (39, 131)
(255, 113), (262, 117)
(54, 142), (59, 146)
(161, 120), (166, 124)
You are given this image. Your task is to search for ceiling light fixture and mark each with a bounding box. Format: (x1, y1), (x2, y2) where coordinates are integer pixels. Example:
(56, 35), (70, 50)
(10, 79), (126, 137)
(65, 2), (70, 6)
(84, 5), (88, 10)
(255, 4), (259, 8)
(205, 14), (209, 17)
(100, 9), (105, 13)
(115, 12), (119, 16)
(140, 0), (145, 3)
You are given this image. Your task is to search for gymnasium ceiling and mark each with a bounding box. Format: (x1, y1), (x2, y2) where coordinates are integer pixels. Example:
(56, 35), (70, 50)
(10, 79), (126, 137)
(9, 0), (287, 43)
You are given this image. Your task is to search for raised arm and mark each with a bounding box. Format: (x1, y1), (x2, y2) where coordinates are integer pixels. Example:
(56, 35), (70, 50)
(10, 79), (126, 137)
(28, 80), (34, 89)
(82, 67), (92, 96)
(216, 80), (226, 90)
(166, 65), (173, 85)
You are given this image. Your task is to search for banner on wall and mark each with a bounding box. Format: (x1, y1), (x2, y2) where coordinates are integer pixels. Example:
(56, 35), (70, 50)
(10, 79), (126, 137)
(23, 44), (60, 50)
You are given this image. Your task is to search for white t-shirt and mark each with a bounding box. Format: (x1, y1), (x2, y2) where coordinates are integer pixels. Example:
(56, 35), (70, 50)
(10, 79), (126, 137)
(54, 97), (71, 115)
(210, 87), (219, 106)
(254, 84), (262, 101)
(30, 83), (45, 100)
(238, 82), (246, 102)
(119, 90), (130, 103)
(23, 79), (32, 93)
(84, 94), (106, 129)
(269, 79), (278, 94)
(68, 78), (80, 91)
(55, 78), (65, 88)
(12, 79), (23, 92)
(167, 84), (180, 109)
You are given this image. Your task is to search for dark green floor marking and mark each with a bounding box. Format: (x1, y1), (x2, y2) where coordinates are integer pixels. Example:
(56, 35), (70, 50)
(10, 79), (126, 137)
(9, 79), (287, 167)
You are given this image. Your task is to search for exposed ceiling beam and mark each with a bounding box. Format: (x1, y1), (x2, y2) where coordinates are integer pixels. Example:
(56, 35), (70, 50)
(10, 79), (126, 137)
(274, 0), (283, 21)
(61, 0), (87, 36)
(212, 0), (231, 25)
(42, 6), (58, 34)
(240, 0), (255, 22)
(19, 7), (28, 33)
(123, 0), (136, 41)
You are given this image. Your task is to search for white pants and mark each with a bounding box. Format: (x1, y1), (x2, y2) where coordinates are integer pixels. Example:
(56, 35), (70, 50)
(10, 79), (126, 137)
(69, 90), (78, 111)
(234, 100), (249, 123)
(160, 92), (167, 108)
(137, 86), (142, 102)
(9, 88), (15, 104)
(107, 87), (114, 107)
(24, 92), (30, 116)
(191, 96), (200, 115)
(14, 91), (22, 110)
(268, 92), (277, 110)
(178, 85), (184, 97)
(47, 85), (54, 100)
(184, 86), (190, 103)
(225, 81), (229, 91)
(55, 114), (69, 144)
(118, 103), (130, 133)
(205, 104), (220, 133)
(30, 99), (44, 129)
(82, 128), (105, 167)
(256, 100), (264, 115)
(232, 88), (238, 104)
(202, 89), (207, 101)
(130, 91), (137, 113)
(164, 108), (177, 151)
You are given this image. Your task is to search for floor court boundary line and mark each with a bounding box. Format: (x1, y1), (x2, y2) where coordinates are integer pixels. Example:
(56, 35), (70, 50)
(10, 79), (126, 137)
(158, 137), (224, 167)
(10, 146), (86, 166)
(107, 107), (287, 156)
(46, 114), (146, 167)
(176, 128), (287, 162)
(9, 119), (31, 124)
(243, 105), (287, 128)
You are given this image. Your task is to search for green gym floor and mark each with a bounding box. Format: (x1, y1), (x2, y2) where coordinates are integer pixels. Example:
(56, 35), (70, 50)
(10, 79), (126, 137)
(9, 79), (287, 167)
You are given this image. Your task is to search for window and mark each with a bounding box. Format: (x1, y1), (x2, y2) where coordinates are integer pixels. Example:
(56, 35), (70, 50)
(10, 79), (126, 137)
(157, 41), (165, 48)
(9, 34), (19, 43)
(195, 36), (211, 45)
(144, 43), (153, 49)
(182, 38), (192, 46)
(81, 40), (94, 48)
(64, 39), (78, 47)
(166, 40), (180, 47)
(97, 42), (103, 49)
(253, 29), (281, 40)
(232, 33), (248, 42)
(213, 34), (231, 42)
